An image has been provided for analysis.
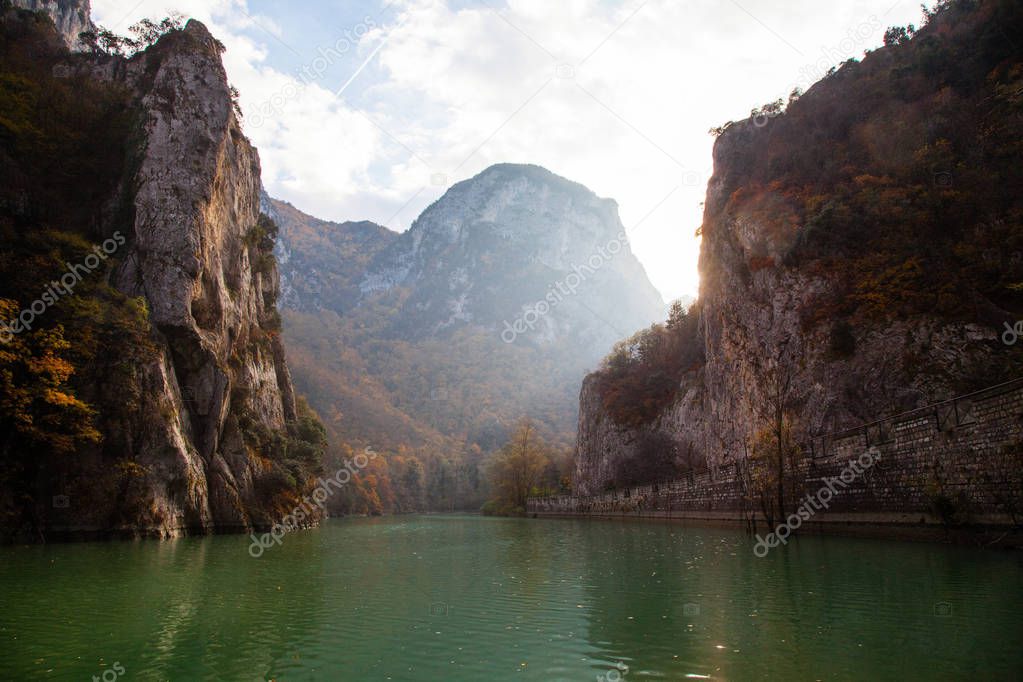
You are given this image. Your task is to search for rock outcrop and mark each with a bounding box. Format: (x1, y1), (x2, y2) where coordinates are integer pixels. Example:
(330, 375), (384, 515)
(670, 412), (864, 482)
(12, 0), (94, 50)
(0, 6), (324, 540)
(107, 21), (303, 535)
(574, 0), (1023, 495)
(360, 164), (665, 358)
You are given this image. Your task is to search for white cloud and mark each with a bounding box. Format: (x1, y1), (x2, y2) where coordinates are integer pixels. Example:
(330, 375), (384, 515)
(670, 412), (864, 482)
(93, 0), (926, 301)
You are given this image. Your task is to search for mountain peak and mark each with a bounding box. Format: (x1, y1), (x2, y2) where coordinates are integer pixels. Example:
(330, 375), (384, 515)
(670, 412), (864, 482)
(276, 168), (667, 459)
(407, 162), (621, 255)
(460, 163), (614, 201)
(356, 165), (664, 356)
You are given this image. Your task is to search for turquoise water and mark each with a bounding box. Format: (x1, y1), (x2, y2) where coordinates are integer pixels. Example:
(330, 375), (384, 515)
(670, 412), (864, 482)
(1, 515), (1021, 680)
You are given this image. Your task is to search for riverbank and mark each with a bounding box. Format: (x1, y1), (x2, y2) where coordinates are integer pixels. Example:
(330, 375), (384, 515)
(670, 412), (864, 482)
(528, 508), (1023, 548)
(532, 378), (1023, 548)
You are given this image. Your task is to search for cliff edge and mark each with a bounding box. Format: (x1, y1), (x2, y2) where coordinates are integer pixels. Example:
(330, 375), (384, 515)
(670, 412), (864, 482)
(575, 0), (1023, 494)
(0, 6), (326, 541)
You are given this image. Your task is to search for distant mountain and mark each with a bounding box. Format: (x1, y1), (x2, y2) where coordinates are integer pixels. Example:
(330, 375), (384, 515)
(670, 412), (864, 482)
(359, 164), (665, 353)
(272, 164), (666, 508)
(266, 197), (397, 314)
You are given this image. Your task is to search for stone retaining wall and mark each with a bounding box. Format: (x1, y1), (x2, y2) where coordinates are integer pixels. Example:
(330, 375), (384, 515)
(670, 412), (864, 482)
(530, 379), (1023, 533)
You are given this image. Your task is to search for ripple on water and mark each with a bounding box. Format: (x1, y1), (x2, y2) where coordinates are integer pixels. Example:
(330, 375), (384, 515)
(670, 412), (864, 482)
(1, 517), (1022, 680)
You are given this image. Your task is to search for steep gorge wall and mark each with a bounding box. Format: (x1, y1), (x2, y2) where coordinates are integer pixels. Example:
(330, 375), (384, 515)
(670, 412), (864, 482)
(575, 372), (706, 495)
(103, 21), (302, 535)
(12, 0), (93, 49)
(547, 380), (1023, 539)
(2, 4), (322, 540)
(574, 0), (1022, 496)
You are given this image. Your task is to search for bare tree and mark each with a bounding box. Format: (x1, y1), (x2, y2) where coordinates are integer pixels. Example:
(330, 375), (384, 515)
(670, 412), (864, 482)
(749, 335), (803, 525)
(487, 419), (550, 512)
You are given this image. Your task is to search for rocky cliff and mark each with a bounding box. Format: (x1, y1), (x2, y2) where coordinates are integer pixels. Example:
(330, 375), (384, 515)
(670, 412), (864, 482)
(0, 5), (325, 541)
(361, 164), (665, 356)
(575, 0), (1023, 495)
(275, 164), (667, 466)
(11, 0), (93, 49)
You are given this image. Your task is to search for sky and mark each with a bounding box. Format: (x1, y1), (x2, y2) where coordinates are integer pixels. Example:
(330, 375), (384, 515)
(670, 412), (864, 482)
(93, 0), (926, 302)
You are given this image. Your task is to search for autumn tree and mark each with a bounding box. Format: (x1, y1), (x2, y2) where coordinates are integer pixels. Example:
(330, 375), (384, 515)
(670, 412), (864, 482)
(485, 419), (550, 514)
(883, 25), (915, 46)
(0, 299), (100, 457)
(0, 299), (101, 532)
(595, 300), (704, 429)
(748, 420), (802, 530)
(79, 14), (185, 56)
(743, 335), (806, 528)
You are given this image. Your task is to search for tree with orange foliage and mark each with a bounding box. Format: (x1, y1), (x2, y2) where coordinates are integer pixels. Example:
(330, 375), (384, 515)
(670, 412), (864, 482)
(485, 419), (550, 514)
(0, 298), (100, 457)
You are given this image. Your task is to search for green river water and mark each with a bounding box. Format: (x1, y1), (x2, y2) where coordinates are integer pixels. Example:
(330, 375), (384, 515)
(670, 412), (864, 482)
(1, 515), (1021, 680)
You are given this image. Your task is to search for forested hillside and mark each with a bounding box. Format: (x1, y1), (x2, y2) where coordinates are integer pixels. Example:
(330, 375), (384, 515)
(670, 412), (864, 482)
(578, 0), (1023, 494)
(271, 165), (665, 512)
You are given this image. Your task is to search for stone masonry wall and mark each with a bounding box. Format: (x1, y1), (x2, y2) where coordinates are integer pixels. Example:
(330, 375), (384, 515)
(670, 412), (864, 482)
(531, 379), (1023, 530)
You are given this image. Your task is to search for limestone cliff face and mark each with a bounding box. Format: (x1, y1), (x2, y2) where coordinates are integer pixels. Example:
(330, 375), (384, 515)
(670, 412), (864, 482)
(691, 118), (995, 459)
(575, 372), (705, 495)
(12, 0), (94, 50)
(360, 164), (666, 359)
(578, 130), (999, 490)
(574, 0), (1020, 495)
(2, 10), (321, 539)
(104, 21), (302, 535)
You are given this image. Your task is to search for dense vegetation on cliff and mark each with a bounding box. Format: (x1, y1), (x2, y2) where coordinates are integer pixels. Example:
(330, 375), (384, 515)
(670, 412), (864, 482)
(577, 0), (1023, 497)
(0, 8), (327, 539)
(713, 0), (1023, 372)
(599, 0), (1023, 423)
(0, 7), (153, 532)
(595, 300), (704, 429)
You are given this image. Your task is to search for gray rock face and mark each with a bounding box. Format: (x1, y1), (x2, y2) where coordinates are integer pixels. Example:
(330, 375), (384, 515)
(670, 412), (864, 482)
(574, 117), (1002, 495)
(11, 0), (94, 50)
(115, 22), (299, 534)
(700, 120), (997, 458)
(575, 372), (706, 496)
(36, 20), (312, 537)
(361, 163), (666, 361)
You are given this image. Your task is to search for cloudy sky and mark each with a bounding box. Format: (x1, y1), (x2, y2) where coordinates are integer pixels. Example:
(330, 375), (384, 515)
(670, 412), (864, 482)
(94, 0), (924, 301)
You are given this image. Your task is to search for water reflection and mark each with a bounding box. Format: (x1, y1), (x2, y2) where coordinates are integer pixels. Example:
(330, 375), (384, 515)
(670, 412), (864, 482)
(569, 520), (1023, 679)
(1, 516), (1021, 680)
